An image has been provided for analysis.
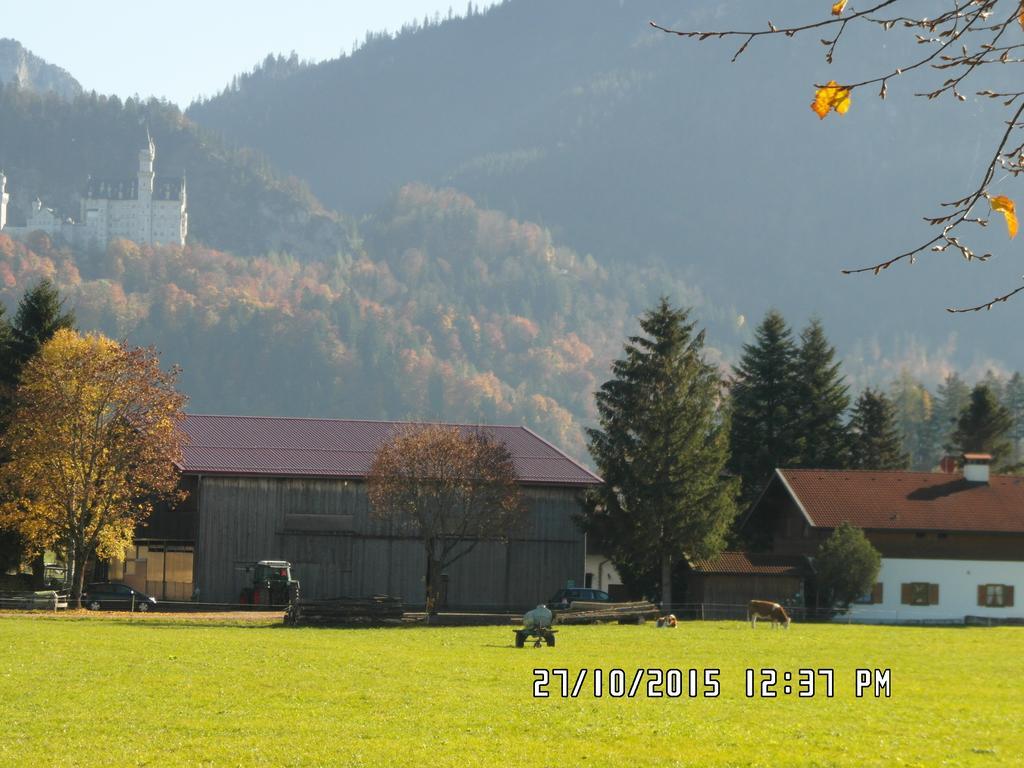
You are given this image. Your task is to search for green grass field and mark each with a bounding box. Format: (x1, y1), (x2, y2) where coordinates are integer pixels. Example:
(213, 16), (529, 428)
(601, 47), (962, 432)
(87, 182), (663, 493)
(0, 614), (1021, 767)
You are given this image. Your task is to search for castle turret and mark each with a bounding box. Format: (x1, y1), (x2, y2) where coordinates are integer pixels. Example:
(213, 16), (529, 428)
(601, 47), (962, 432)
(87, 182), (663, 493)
(138, 126), (155, 198)
(0, 171), (8, 231)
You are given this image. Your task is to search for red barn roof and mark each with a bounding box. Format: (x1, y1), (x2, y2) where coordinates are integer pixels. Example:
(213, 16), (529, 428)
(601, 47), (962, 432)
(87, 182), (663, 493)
(178, 414), (601, 487)
(688, 551), (810, 577)
(776, 468), (1024, 534)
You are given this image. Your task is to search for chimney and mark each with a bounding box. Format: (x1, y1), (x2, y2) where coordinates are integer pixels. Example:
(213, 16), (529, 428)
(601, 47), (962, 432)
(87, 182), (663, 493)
(962, 453), (992, 484)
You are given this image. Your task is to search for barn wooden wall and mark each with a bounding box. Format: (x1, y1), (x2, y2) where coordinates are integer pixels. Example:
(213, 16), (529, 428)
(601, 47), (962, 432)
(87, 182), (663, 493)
(193, 477), (585, 609)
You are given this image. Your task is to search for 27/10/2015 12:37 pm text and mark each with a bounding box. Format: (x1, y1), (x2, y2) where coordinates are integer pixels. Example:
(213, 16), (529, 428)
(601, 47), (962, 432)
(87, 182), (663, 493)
(532, 668), (892, 699)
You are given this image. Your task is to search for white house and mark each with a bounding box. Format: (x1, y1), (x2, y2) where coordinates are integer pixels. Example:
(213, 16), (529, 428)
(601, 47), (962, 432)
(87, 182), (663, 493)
(742, 456), (1023, 624)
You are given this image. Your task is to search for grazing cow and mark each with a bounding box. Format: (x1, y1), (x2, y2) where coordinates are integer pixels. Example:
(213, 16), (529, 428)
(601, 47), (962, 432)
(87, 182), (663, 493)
(748, 600), (791, 629)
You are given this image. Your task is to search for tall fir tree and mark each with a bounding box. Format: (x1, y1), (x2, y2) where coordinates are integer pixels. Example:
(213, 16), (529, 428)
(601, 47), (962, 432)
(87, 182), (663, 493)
(585, 298), (738, 609)
(848, 389), (909, 470)
(0, 302), (14, 574)
(3, 279), (76, 387)
(889, 369), (934, 470)
(948, 384), (1014, 469)
(729, 310), (801, 504)
(0, 279), (75, 582)
(1003, 372), (1024, 464)
(980, 369), (1005, 405)
(795, 318), (850, 468)
(928, 372), (970, 463)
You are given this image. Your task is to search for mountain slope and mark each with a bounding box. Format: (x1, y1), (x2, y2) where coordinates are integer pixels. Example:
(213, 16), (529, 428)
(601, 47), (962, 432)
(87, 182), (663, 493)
(0, 39), (81, 100)
(0, 183), (712, 457)
(188, 0), (1023, 372)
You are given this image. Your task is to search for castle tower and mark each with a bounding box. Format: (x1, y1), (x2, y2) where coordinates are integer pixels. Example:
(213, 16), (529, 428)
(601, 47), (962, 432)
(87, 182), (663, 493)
(138, 126), (155, 198)
(0, 172), (8, 231)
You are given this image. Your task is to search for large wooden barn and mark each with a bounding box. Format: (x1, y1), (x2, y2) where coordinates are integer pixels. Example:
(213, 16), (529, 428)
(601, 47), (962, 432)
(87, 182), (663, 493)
(116, 414), (600, 610)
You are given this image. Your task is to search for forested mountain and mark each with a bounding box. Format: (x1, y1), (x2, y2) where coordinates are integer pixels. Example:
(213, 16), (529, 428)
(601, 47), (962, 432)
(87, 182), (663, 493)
(0, 85), (351, 261)
(0, 39), (81, 101)
(3, 0), (1021, 462)
(188, 0), (1024, 373)
(1, 65), (727, 456)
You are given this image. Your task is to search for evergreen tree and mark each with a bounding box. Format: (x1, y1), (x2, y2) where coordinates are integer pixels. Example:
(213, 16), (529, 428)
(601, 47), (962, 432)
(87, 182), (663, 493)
(585, 298), (738, 609)
(0, 303), (15, 574)
(848, 389), (909, 470)
(1003, 372), (1024, 464)
(0, 303), (13, 401)
(0, 279), (75, 582)
(795, 318), (850, 468)
(6, 279), (75, 378)
(980, 369), (1005, 405)
(729, 310), (801, 504)
(948, 384), (1014, 468)
(928, 372), (970, 462)
(888, 370), (934, 470)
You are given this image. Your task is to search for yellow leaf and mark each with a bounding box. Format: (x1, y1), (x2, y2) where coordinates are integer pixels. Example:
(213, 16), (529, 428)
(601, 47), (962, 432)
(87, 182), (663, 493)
(1019, 1), (1024, 32)
(811, 81), (852, 119)
(832, 0), (848, 15)
(989, 194), (1018, 239)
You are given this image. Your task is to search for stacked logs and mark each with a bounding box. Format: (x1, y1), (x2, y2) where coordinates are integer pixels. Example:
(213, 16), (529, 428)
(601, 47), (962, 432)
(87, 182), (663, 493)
(554, 600), (660, 625)
(284, 595), (404, 627)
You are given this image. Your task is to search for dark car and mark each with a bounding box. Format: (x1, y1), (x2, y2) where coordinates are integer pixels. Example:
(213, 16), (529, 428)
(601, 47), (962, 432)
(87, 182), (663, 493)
(81, 582), (158, 612)
(547, 587), (613, 610)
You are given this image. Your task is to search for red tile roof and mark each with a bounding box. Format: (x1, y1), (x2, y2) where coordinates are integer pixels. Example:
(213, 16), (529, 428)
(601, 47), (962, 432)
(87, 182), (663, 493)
(178, 414), (601, 487)
(777, 468), (1024, 534)
(688, 551), (810, 577)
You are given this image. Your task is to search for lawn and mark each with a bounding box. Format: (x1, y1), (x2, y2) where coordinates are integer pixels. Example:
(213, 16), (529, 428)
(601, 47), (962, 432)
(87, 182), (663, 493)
(0, 614), (1020, 767)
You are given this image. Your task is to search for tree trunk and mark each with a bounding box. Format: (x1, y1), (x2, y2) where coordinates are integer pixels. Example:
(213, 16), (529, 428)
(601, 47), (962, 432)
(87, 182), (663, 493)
(30, 551), (45, 589)
(425, 547), (443, 619)
(70, 545), (88, 609)
(660, 552), (673, 612)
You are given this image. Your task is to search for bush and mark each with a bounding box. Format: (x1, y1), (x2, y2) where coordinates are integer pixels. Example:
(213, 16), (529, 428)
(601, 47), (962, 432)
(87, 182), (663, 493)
(814, 522), (881, 610)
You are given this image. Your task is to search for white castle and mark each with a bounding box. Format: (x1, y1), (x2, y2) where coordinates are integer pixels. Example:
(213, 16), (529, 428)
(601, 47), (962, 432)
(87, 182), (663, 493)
(0, 130), (187, 248)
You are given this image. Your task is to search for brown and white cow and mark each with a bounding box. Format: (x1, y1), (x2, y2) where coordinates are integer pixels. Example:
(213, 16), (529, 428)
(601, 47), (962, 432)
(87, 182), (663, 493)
(748, 600), (791, 629)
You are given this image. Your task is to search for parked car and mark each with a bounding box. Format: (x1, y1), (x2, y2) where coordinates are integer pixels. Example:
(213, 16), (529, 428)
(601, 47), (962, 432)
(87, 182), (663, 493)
(547, 587), (613, 610)
(81, 582), (158, 612)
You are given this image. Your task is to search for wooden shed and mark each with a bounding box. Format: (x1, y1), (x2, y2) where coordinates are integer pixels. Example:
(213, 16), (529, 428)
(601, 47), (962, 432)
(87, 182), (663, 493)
(134, 414), (600, 610)
(683, 551), (811, 619)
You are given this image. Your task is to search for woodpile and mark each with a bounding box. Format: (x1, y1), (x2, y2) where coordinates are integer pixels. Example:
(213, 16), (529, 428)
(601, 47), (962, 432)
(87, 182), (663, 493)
(284, 595), (404, 627)
(555, 600), (660, 625)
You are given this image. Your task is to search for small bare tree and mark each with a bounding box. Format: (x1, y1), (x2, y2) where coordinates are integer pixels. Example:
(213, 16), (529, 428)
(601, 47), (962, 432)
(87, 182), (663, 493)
(652, 1), (1024, 312)
(367, 424), (524, 613)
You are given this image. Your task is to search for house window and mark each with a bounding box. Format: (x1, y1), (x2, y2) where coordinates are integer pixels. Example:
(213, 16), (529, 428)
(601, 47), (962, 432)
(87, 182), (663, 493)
(854, 583), (884, 605)
(901, 582), (939, 606)
(978, 584), (1015, 608)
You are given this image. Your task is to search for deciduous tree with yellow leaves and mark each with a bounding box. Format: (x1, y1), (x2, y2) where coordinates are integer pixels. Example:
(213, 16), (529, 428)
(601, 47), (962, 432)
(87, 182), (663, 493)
(0, 330), (186, 607)
(652, 0), (1024, 312)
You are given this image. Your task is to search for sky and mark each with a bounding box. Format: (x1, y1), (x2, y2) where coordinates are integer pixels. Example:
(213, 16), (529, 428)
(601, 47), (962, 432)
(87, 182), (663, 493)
(2, 1), (495, 107)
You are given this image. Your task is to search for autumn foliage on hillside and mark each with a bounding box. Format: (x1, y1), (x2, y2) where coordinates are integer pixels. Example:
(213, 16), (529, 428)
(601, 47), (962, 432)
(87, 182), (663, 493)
(0, 185), (700, 456)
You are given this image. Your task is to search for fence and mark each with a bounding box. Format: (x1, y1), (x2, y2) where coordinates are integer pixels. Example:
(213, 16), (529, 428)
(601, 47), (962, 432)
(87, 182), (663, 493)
(0, 591), (68, 610)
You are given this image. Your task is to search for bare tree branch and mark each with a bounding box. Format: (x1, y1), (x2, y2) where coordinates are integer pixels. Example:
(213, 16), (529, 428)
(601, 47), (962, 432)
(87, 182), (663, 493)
(652, 0), (1024, 308)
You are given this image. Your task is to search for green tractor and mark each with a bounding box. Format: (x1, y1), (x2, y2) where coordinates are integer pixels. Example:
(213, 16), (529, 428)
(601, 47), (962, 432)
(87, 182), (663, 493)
(238, 560), (299, 607)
